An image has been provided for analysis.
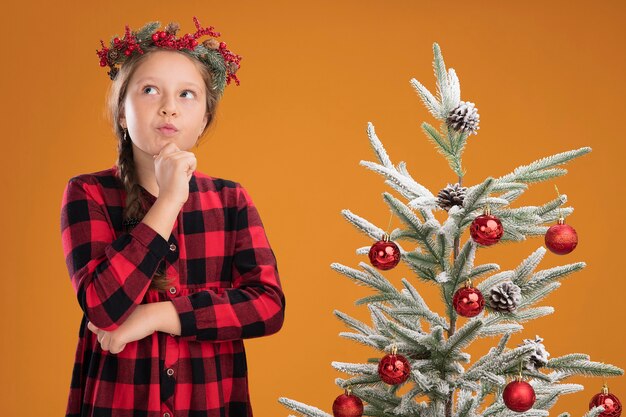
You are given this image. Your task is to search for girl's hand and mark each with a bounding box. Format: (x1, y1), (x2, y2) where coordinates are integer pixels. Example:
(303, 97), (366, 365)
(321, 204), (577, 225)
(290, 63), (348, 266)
(86, 304), (155, 354)
(153, 142), (197, 205)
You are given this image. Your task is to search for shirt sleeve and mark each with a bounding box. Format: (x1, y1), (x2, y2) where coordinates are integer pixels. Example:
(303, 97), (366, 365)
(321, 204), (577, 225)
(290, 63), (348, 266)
(60, 177), (171, 331)
(170, 182), (286, 342)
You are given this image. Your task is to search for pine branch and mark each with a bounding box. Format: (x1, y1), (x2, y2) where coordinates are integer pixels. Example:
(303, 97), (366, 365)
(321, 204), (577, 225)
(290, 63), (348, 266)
(584, 406), (607, 417)
(410, 79), (444, 119)
(495, 147), (592, 185)
(341, 209), (386, 241)
(383, 192), (440, 263)
(360, 159), (434, 199)
(464, 344), (536, 381)
(544, 359), (624, 377)
(468, 263), (500, 281)
(476, 270), (515, 294)
(335, 378), (400, 411)
(491, 306), (555, 323)
(463, 177), (495, 214)
(441, 319), (483, 358)
(422, 122), (452, 154)
(366, 122), (394, 168)
(517, 282), (561, 309)
(277, 397), (333, 417)
(338, 332), (387, 350)
(546, 353), (590, 367)
(395, 278), (449, 329)
(330, 262), (400, 296)
(526, 262), (586, 288)
(514, 246), (546, 284)
(385, 320), (434, 353)
(433, 43), (458, 114)
(333, 310), (376, 336)
(479, 323), (523, 337)
(331, 362), (378, 375)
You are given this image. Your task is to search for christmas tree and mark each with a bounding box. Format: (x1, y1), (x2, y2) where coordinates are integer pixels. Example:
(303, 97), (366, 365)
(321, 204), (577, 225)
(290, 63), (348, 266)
(277, 43), (624, 417)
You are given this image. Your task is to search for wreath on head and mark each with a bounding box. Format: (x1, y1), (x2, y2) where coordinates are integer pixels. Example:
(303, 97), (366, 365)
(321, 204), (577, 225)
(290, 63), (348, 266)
(96, 16), (242, 97)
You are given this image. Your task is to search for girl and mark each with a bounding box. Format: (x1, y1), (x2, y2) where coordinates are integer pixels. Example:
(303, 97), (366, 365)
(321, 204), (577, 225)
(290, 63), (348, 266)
(60, 17), (285, 417)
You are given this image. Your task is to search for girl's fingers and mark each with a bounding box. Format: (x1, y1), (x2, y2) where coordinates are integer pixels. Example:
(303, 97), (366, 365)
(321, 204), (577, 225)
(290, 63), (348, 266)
(87, 321), (100, 335)
(88, 321), (117, 353)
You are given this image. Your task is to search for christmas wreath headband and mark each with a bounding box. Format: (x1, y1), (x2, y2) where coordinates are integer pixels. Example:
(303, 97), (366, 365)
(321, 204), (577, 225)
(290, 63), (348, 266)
(96, 16), (242, 97)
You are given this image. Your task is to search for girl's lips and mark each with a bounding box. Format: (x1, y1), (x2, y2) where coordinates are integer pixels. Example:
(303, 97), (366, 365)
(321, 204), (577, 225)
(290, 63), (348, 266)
(157, 127), (178, 136)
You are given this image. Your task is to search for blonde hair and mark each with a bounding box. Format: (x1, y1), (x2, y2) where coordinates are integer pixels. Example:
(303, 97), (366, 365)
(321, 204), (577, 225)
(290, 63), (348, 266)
(105, 46), (220, 291)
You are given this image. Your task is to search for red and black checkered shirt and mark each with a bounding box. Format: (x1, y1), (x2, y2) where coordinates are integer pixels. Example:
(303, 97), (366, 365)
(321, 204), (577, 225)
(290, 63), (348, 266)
(60, 165), (285, 417)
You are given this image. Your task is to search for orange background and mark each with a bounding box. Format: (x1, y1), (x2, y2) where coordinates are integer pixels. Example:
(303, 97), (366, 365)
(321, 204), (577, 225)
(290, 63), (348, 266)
(1, 1), (625, 416)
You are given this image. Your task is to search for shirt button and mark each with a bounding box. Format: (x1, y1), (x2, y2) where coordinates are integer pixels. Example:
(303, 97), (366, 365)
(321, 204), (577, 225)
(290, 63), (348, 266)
(163, 413), (171, 417)
(166, 368), (174, 376)
(169, 243), (177, 251)
(169, 287), (177, 294)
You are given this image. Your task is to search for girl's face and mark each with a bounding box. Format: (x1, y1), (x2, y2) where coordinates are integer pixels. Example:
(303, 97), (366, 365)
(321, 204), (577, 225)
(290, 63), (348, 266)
(120, 50), (209, 156)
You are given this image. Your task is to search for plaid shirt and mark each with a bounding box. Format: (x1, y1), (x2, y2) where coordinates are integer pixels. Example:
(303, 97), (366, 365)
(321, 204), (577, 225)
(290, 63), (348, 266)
(60, 165), (285, 417)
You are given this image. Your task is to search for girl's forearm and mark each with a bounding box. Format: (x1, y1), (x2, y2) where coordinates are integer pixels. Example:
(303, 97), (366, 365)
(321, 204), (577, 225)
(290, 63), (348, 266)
(147, 301), (182, 336)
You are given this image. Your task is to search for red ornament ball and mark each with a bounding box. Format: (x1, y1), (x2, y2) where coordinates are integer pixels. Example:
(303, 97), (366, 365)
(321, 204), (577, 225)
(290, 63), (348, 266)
(590, 390), (622, 417)
(378, 353), (411, 385)
(332, 392), (363, 417)
(503, 380), (536, 412)
(470, 214), (504, 246)
(368, 238), (401, 270)
(545, 220), (578, 255)
(453, 286), (485, 318)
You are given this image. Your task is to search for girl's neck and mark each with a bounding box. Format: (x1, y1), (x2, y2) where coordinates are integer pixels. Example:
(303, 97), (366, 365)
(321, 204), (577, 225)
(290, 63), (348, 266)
(133, 145), (159, 197)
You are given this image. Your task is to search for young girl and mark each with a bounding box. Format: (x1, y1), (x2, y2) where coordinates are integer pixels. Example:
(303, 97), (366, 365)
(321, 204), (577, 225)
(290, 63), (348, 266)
(60, 17), (285, 417)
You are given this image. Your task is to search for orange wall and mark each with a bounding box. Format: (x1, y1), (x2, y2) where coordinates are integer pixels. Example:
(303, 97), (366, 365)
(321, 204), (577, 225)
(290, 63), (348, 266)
(1, 1), (624, 416)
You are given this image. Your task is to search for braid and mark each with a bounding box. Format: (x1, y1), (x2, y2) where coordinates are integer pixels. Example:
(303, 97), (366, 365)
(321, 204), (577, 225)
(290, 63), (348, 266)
(117, 131), (173, 292)
(117, 132), (144, 219)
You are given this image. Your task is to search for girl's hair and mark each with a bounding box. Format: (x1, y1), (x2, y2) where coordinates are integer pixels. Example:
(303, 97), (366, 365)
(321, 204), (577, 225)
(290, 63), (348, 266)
(105, 45), (220, 291)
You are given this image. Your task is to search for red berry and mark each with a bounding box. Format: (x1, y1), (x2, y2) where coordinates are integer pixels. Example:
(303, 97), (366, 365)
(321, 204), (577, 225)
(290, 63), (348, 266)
(152, 33), (159, 41)
(159, 31), (166, 39)
(124, 50), (131, 56)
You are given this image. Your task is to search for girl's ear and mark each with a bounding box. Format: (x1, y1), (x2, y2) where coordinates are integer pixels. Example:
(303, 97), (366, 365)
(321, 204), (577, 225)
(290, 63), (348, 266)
(120, 108), (127, 129)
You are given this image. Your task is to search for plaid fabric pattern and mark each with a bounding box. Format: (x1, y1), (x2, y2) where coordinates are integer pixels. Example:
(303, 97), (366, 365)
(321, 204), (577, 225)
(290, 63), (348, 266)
(60, 165), (285, 417)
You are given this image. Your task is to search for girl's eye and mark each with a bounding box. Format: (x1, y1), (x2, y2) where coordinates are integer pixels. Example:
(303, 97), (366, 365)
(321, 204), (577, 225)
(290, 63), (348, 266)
(142, 86), (195, 98)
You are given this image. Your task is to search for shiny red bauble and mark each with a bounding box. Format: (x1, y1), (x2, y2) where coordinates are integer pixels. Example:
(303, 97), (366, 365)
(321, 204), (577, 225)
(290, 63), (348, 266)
(470, 213), (504, 246)
(332, 391), (364, 417)
(368, 235), (401, 270)
(503, 380), (536, 412)
(589, 386), (622, 417)
(545, 218), (578, 255)
(378, 353), (411, 385)
(453, 286), (485, 318)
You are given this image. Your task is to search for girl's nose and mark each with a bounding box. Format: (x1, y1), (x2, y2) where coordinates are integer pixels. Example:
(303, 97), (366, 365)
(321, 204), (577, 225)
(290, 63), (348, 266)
(160, 95), (178, 116)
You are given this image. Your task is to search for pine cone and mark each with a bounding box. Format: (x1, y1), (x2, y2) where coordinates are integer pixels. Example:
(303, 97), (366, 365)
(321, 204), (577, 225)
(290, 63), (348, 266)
(447, 101), (480, 135)
(437, 183), (467, 211)
(227, 61), (240, 73)
(165, 22), (180, 35)
(518, 335), (550, 371)
(107, 49), (120, 62)
(107, 66), (119, 81)
(203, 39), (220, 50)
(489, 281), (521, 312)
